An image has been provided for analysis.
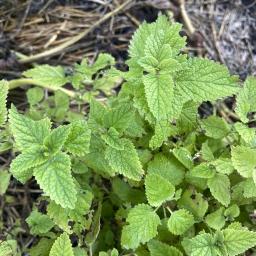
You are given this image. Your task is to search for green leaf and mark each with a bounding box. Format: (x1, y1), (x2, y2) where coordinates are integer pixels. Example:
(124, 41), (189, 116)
(0, 170), (10, 195)
(64, 120), (91, 156)
(145, 173), (175, 207)
(149, 120), (177, 149)
(26, 210), (55, 235)
(26, 87), (44, 106)
(207, 173), (230, 207)
(175, 58), (239, 103)
(105, 139), (144, 181)
(29, 238), (55, 256)
(73, 247), (88, 256)
(222, 228), (256, 256)
(211, 158), (234, 175)
(173, 147), (193, 169)
(183, 233), (220, 256)
(91, 53), (115, 73)
(201, 116), (230, 139)
(49, 233), (74, 256)
(112, 177), (145, 205)
(103, 103), (134, 133)
(234, 122), (255, 144)
(9, 105), (51, 151)
(101, 127), (124, 150)
(143, 73), (174, 120)
(84, 135), (114, 177)
(235, 76), (256, 123)
(129, 15), (185, 60)
(224, 204), (240, 219)
(190, 163), (215, 179)
(69, 190), (93, 223)
(201, 141), (215, 161)
(0, 240), (18, 256)
(0, 80), (8, 126)
(177, 100), (198, 132)
(34, 152), (77, 209)
(147, 153), (185, 186)
(231, 145), (256, 178)
(205, 207), (225, 230)
(243, 178), (256, 198)
(44, 125), (70, 155)
(10, 145), (48, 183)
(121, 204), (161, 249)
(167, 209), (194, 235)
(23, 65), (68, 87)
(178, 189), (208, 220)
(147, 239), (183, 256)
(47, 201), (70, 233)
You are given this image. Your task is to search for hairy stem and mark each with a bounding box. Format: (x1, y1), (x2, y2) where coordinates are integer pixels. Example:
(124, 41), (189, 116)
(8, 78), (76, 98)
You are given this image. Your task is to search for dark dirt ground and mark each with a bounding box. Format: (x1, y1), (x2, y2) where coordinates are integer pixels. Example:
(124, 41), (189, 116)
(0, 0), (256, 253)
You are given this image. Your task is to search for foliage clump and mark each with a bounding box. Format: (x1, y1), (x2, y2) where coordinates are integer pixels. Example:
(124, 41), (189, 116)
(1, 15), (256, 256)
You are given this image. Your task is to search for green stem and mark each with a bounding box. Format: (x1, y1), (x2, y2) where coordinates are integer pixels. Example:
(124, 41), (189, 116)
(8, 78), (76, 98)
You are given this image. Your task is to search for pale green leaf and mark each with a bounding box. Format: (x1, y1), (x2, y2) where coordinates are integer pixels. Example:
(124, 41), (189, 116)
(178, 189), (208, 220)
(129, 16), (185, 59)
(101, 127), (124, 150)
(234, 122), (255, 144)
(201, 141), (215, 161)
(121, 204), (161, 249)
(175, 58), (239, 103)
(49, 233), (74, 256)
(105, 139), (144, 181)
(23, 65), (68, 87)
(207, 173), (230, 206)
(143, 73), (173, 120)
(235, 76), (256, 123)
(201, 116), (230, 139)
(190, 163), (215, 179)
(173, 147), (193, 169)
(231, 145), (256, 178)
(91, 53), (115, 73)
(26, 210), (55, 235)
(183, 233), (219, 256)
(167, 209), (194, 235)
(177, 100), (198, 132)
(34, 152), (77, 209)
(224, 204), (240, 219)
(145, 173), (175, 207)
(0, 170), (10, 195)
(211, 158), (234, 175)
(222, 228), (256, 256)
(243, 178), (256, 198)
(29, 238), (55, 256)
(9, 105), (51, 151)
(147, 153), (185, 186)
(44, 125), (70, 155)
(205, 207), (225, 230)
(103, 102), (135, 133)
(26, 87), (44, 106)
(84, 135), (114, 177)
(47, 201), (70, 233)
(147, 239), (183, 256)
(149, 120), (177, 149)
(10, 145), (48, 183)
(0, 240), (18, 256)
(64, 120), (91, 156)
(0, 80), (8, 126)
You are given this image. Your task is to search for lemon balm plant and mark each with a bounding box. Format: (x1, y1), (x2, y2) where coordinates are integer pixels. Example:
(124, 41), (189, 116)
(1, 15), (256, 255)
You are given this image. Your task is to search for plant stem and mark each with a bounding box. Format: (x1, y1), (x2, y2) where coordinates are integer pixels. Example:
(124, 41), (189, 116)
(17, 0), (133, 64)
(8, 78), (76, 98)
